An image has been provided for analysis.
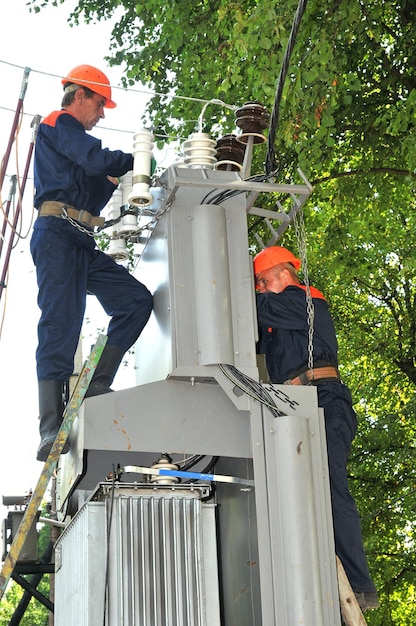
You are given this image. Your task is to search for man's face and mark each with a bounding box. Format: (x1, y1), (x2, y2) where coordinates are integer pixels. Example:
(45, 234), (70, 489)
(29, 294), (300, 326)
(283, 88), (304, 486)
(77, 91), (106, 130)
(256, 266), (285, 294)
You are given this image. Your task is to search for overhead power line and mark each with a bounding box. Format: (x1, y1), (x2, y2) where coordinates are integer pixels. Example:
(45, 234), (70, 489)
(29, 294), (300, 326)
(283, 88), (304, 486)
(265, 0), (309, 175)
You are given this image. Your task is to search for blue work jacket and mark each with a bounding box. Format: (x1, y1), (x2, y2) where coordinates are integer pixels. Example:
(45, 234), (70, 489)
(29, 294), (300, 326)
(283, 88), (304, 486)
(256, 284), (339, 383)
(34, 110), (134, 215)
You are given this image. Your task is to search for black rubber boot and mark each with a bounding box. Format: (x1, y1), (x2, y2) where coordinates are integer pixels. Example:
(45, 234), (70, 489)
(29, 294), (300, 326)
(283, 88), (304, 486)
(85, 344), (125, 398)
(37, 380), (69, 462)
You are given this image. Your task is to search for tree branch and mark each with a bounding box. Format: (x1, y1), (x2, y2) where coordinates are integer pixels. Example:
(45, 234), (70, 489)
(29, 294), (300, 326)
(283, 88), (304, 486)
(312, 167), (416, 185)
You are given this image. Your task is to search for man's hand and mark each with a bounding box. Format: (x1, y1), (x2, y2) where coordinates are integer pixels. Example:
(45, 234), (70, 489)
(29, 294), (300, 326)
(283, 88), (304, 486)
(107, 175), (120, 186)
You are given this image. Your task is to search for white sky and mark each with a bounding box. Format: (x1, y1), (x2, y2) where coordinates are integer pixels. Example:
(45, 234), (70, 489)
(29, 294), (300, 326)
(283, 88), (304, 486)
(0, 0), (167, 523)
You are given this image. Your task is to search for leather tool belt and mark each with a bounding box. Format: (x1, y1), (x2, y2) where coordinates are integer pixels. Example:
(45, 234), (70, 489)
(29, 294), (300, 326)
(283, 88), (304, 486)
(284, 363), (340, 386)
(38, 201), (105, 228)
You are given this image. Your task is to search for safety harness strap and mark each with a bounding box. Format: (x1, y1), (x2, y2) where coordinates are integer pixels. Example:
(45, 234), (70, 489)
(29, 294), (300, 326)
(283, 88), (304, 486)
(38, 201), (105, 228)
(284, 365), (340, 386)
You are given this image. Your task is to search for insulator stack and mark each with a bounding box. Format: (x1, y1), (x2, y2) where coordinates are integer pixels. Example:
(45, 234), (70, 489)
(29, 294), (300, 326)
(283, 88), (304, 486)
(105, 187), (129, 260)
(150, 456), (180, 484)
(108, 238), (129, 261)
(128, 128), (154, 207)
(215, 134), (246, 171)
(106, 188), (123, 238)
(235, 101), (270, 144)
(118, 170), (138, 237)
(119, 212), (139, 238)
(121, 171), (133, 206)
(182, 132), (217, 169)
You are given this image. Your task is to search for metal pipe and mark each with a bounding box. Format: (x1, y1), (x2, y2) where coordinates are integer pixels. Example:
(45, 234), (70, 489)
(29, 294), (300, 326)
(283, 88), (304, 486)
(0, 67), (31, 190)
(0, 115), (40, 303)
(38, 517), (66, 528)
(0, 175), (17, 261)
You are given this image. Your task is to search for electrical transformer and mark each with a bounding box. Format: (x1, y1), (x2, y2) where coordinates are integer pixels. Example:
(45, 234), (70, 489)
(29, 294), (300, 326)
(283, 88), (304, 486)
(56, 154), (341, 625)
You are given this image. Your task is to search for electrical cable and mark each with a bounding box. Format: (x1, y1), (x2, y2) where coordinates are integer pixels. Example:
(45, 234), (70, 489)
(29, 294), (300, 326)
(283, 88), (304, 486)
(201, 455), (219, 475)
(200, 171), (278, 206)
(179, 454), (206, 471)
(103, 466), (116, 626)
(219, 363), (287, 418)
(181, 456), (220, 485)
(265, 0), (309, 175)
(181, 454), (220, 482)
(0, 59), (237, 131)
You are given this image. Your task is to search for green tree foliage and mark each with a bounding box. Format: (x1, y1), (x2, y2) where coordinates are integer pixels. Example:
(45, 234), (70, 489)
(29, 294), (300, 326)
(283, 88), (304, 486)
(27, 1), (416, 622)
(0, 578), (49, 625)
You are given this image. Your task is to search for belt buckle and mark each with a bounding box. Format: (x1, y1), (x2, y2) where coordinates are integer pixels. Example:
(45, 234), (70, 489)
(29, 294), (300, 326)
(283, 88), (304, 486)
(299, 371), (313, 385)
(78, 210), (90, 226)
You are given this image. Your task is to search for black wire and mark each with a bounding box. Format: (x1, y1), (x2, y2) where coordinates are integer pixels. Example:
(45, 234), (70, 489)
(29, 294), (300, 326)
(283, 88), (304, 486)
(265, 0), (309, 174)
(219, 363), (286, 418)
(179, 454), (206, 471)
(201, 171), (279, 206)
(182, 456), (219, 485)
(202, 455), (219, 474)
(103, 466), (116, 626)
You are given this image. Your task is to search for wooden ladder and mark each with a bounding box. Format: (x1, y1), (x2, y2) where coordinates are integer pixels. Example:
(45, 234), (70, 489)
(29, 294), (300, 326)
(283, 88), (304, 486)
(0, 334), (107, 600)
(337, 556), (368, 625)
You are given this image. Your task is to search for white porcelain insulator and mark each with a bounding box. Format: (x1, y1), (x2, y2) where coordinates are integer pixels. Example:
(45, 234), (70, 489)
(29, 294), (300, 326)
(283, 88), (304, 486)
(128, 128), (154, 207)
(119, 213), (138, 237)
(182, 132), (217, 169)
(121, 171), (133, 206)
(150, 458), (180, 484)
(107, 238), (129, 261)
(106, 188), (123, 236)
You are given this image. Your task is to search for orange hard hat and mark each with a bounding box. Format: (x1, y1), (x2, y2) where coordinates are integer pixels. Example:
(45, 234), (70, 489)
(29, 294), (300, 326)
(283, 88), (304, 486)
(61, 65), (116, 108)
(253, 246), (301, 275)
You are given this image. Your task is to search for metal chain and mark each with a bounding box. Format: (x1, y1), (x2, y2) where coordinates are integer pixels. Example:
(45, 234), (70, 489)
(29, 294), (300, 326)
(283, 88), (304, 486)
(61, 210), (96, 237)
(293, 207), (315, 371)
(96, 208), (139, 233)
(61, 188), (174, 244)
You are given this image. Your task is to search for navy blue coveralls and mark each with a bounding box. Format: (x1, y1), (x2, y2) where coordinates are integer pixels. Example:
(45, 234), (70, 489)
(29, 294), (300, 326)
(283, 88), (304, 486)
(257, 284), (377, 594)
(31, 110), (153, 382)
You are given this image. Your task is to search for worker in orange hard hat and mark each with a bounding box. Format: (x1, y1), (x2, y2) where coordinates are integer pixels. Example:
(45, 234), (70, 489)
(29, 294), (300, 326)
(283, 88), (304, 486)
(61, 64), (117, 110)
(30, 65), (153, 462)
(254, 245), (379, 613)
(59, 64), (116, 131)
(253, 244), (301, 276)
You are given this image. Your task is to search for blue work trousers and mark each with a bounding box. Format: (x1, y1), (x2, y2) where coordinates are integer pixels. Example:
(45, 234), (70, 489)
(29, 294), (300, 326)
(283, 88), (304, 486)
(318, 382), (377, 594)
(30, 216), (153, 381)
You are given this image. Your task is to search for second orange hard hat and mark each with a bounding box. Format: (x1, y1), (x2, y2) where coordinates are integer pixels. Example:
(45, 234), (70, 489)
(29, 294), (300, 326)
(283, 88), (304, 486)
(253, 246), (301, 275)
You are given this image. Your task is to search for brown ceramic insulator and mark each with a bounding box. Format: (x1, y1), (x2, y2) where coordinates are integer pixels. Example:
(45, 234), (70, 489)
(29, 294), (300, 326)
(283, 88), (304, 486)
(215, 134), (246, 171)
(235, 100), (270, 144)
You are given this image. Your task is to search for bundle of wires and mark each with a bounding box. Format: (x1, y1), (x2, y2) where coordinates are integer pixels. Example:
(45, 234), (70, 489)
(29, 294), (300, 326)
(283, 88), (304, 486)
(219, 363), (286, 419)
